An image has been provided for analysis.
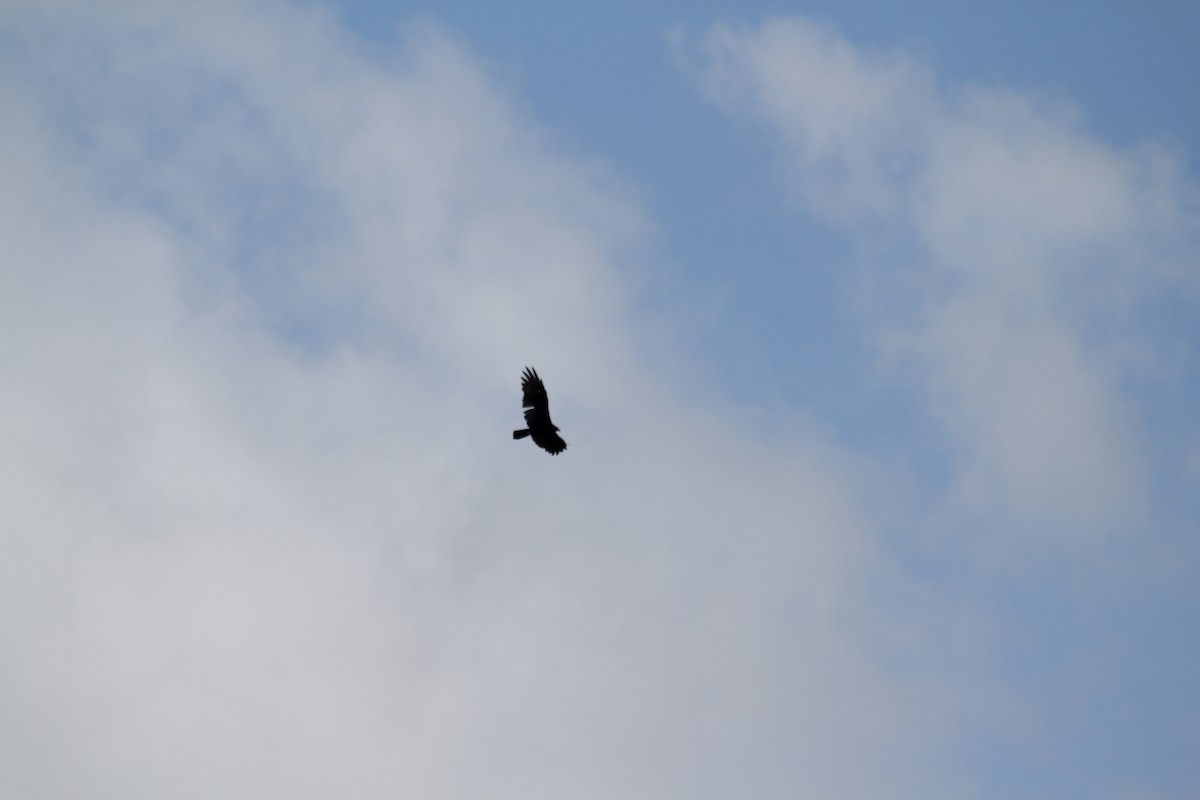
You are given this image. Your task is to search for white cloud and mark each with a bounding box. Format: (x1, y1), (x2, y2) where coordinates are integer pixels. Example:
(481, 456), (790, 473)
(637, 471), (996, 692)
(689, 18), (1198, 537)
(4, 6), (1196, 798)
(0, 5), (951, 799)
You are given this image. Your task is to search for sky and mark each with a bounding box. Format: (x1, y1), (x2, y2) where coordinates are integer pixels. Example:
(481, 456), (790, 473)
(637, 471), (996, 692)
(1, 1), (1198, 798)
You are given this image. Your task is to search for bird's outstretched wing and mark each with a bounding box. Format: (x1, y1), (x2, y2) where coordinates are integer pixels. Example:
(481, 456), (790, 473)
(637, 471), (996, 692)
(521, 367), (552, 427)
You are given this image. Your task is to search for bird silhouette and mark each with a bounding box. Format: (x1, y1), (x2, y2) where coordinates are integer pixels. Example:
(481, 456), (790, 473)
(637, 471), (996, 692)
(512, 367), (567, 455)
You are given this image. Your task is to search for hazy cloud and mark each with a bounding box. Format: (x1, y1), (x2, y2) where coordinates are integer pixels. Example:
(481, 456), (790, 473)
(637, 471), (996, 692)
(2, 5), (1196, 800)
(1, 5), (933, 799)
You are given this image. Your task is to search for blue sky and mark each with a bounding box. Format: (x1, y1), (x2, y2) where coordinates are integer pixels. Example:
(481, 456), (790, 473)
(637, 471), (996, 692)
(323, 0), (1200, 456)
(2, 2), (1198, 799)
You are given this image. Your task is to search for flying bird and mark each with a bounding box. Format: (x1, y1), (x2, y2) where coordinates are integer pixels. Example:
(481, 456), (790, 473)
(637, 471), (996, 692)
(513, 367), (567, 455)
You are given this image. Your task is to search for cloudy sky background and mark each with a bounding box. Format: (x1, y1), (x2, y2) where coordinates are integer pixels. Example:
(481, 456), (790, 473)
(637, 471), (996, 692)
(2, 1), (1198, 798)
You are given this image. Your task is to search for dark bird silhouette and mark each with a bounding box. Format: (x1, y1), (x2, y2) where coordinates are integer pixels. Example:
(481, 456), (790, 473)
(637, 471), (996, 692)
(512, 367), (567, 455)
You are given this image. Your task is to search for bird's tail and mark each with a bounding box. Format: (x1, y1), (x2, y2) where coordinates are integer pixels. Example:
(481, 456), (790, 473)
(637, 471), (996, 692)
(513, 429), (531, 440)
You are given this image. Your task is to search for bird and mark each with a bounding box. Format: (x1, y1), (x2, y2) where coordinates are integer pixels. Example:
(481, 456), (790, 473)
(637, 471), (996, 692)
(512, 367), (567, 455)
